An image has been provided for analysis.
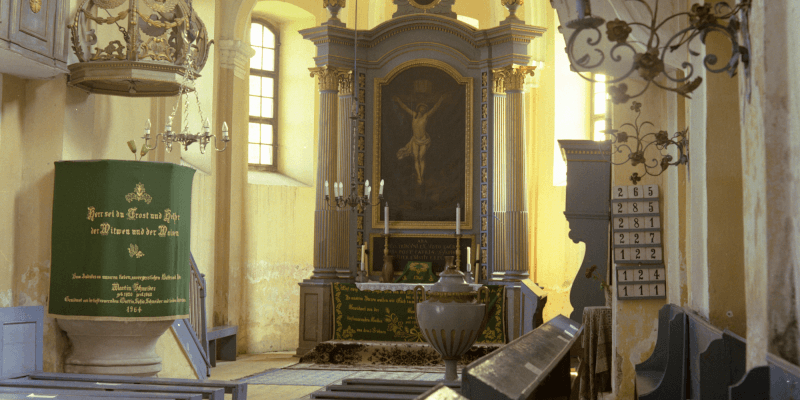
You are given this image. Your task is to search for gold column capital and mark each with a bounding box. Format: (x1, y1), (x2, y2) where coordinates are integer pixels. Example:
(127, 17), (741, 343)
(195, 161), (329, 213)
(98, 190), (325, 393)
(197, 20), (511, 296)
(338, 71), (354, 96)
(310, 66), (351, 92)
(501, 0), (523, 5)
(323, 0), (346, 7)
(492, 65), (536, 92)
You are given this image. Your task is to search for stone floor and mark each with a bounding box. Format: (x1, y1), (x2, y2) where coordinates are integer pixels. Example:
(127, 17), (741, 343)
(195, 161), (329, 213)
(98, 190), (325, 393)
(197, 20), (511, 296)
(208, 352), (457, 400)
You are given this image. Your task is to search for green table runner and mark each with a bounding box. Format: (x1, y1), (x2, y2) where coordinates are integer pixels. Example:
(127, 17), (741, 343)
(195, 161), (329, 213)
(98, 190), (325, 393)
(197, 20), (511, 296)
(48, 160), (195, 321)
(332, 282), (506, 344)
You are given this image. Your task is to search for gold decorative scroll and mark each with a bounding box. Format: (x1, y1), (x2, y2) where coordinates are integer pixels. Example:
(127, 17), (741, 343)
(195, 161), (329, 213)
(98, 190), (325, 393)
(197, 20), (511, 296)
(30, 0), (41, 13)
(82, 9), (128, 25)
(126, 183), (153, 204)
(338, 71), (354, 96)
(143, 0), (179, 13)
(92, 0), (127, 9)
(136, 10), (185, 30)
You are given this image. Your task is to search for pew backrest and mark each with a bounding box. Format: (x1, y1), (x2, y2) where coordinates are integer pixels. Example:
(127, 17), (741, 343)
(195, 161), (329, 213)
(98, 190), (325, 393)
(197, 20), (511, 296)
(0, 306), (44, 378)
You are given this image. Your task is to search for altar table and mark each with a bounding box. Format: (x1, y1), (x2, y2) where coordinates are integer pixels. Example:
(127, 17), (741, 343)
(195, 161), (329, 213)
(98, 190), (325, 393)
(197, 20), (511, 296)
(355, 283), (482, 291)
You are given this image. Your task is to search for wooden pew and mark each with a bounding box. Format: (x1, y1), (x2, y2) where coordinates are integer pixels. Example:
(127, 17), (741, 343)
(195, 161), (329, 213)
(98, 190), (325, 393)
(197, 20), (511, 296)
(0, 306), (248, 400)
(461, 314), (582, 400)
(0, 385), (202, 399)
(685, 312), (747, 399)
(634, 304), (687, 400)
(730, 353), (800, 399)
(207, 325), (238, 367)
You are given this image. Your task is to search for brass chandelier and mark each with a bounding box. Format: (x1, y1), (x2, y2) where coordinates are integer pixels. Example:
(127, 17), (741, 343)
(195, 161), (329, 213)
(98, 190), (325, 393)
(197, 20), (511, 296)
(563, 0), (751, 104)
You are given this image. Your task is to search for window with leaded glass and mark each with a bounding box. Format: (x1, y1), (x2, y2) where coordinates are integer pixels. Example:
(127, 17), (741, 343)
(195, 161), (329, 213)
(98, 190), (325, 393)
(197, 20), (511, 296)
(249, 20), (279, 171)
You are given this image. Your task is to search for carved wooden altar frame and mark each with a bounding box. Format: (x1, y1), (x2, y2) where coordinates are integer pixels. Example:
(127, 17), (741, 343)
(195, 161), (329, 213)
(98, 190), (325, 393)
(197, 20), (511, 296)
(372, 58), (473, 230)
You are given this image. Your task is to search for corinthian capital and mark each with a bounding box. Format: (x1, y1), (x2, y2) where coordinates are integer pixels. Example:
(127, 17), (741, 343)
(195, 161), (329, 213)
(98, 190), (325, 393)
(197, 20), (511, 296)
(323, 0), (346, 7)
(309, 66), (351, 92)
(492, 65), (536, 92)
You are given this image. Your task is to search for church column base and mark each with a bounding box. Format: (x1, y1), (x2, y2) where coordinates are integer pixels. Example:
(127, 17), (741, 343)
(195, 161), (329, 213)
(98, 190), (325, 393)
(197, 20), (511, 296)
(296, 281), (333, 357)
(57, 319), (173, 377)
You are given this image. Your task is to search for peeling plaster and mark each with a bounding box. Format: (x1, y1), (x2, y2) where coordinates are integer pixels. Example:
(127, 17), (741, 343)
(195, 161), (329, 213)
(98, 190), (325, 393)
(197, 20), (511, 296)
(242, 260), (314, 353)
(0, 289), (11, 307)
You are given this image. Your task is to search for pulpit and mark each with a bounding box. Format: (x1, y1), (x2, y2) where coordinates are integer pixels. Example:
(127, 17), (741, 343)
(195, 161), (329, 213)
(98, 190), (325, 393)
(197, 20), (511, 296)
(297, 1), (546, 354)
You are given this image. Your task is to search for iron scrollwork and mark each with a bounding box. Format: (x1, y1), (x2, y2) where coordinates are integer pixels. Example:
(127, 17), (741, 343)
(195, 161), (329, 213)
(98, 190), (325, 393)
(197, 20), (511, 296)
(566, 0), (751, 104)
(607, 102), (688, 184)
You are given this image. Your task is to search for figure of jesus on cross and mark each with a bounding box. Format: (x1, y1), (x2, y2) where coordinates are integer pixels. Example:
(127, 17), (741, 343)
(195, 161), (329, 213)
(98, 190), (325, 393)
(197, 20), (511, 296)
(393, 93), (448, 185)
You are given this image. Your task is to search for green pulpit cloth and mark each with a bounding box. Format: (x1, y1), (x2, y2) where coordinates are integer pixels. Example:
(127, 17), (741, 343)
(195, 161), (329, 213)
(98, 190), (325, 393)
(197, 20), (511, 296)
(48, 160), (195, 321)
(394, 261), (436, 283)
(332, 283), (506, 344)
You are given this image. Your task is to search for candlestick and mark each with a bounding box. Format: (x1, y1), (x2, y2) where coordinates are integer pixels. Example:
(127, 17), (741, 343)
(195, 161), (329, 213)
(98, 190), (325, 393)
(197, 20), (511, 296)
(456, 204), (461, 235)
(455, 234), (461, 270)
(467, 247), (471, 272)
(360, 244), (366, 272)
(384, 203), (389, 235)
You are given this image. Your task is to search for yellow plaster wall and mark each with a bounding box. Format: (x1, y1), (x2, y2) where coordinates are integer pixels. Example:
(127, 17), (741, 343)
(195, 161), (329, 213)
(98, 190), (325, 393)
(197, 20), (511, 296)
(528, 5), (588, 322)
(609, 83), (668, 398)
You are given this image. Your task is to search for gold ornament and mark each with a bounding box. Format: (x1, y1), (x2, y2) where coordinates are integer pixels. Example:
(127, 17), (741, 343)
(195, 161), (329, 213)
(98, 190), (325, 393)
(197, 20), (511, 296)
(91, 0), (127, 9)
(29, 0), (41, 13)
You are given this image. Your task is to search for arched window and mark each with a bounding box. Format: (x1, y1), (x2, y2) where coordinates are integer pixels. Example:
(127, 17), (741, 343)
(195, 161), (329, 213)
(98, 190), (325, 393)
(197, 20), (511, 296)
(249, 20), (279, 171)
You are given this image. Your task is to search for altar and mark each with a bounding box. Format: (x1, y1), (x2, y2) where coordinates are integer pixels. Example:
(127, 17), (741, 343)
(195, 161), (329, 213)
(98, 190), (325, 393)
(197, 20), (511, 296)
(355, 283), (482, 291)
(296, 0), (548, 356)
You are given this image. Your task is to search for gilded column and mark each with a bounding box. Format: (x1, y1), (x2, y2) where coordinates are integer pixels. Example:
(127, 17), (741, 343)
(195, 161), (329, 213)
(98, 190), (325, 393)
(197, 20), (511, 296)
(491, 65), (535, 283)
(336, 71), (355, 279)
(309, 65), (350, 280)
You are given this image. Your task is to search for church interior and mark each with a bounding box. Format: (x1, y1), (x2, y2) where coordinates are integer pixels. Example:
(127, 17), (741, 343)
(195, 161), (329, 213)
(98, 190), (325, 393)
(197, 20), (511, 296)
(1, 0), (798, 399)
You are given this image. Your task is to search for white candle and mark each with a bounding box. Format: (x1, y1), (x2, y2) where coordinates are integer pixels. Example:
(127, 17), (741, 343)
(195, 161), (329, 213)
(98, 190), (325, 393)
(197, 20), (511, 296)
(384, 203), (389, 235)
(467, 247), (471, 272)
(222, 121), (229, 140)
(360, 244), (366, 271)
(325, 181), (329, 197)
(456, 204), (461, 235)
(379, 179), (384, 196)
(144, 119), (151, 138)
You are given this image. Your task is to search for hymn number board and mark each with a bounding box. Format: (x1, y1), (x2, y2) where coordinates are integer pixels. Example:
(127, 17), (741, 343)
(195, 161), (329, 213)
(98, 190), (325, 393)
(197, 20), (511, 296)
(612, 184), (666, 300)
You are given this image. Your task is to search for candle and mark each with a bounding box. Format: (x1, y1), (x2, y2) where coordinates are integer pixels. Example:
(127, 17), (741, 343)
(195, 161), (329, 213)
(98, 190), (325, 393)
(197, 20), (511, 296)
(144, 119), (151, 138)
(204, 118), (211, 136)
(325, 181), (329, 197)
(360, 244), (366, 271)
(456, 204), (461, 235)
(379, 179), (384, 196)
(384, 203), (389, 235)
(166, 115), (173, 132)
(467, 247), (471, 272)
(222, 121), (229, 140)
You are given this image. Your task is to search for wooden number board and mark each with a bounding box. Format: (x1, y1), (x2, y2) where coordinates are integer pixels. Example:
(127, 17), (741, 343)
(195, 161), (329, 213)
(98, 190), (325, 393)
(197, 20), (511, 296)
(612, 184), (666, 300)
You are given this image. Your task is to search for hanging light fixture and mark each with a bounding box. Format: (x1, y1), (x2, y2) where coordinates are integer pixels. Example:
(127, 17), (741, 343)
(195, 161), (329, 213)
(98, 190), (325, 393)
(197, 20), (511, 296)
(68, 0), (228, 153)
(607, 101), (689, 184)
(324, 0), (384, 210)
(559, 0), (751, 104)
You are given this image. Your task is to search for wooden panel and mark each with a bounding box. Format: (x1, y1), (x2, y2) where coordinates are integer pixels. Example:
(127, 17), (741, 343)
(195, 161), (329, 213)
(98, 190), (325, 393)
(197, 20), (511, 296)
(0, 306), (43, 377)
(9, 0), (55, 57)
(0, 0), (9, 41)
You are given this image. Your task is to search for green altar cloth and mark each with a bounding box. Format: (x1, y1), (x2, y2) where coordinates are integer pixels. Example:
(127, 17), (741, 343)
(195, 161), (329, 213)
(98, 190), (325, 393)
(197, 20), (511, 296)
(394, 261), (436, 283)
(48, 160), (195, 321)
(332, 282), (506, 344)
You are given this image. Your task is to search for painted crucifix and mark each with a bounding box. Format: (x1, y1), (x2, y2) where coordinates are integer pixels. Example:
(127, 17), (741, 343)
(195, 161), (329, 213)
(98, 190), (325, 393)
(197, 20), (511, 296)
(393, 93), (448, 185)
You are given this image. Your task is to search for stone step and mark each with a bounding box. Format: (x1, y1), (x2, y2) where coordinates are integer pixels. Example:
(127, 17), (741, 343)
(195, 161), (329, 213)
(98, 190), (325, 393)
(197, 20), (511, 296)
(328, 384), (430, 394)
(311, 391), (419, 400)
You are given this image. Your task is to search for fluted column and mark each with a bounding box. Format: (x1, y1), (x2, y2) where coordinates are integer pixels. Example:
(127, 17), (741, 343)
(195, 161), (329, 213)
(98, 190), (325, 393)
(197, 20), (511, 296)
(491, 75), (507, 278)
(336, 71), (355, 279)
(309, 65), (350, 280)
(491, 65), (536, 283)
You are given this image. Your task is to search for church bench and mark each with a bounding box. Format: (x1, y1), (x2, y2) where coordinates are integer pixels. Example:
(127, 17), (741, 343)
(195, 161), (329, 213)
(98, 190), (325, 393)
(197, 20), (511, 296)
(730, 352), (800, 399)
(0, 379), (224, 400)
(461, 314), (582, 399)
(690, 317), (746, 400)
(0, 385), (202, 399)
(207, 325), (238, 367)
(634, 304), (687, 400)
(27, 372), (247, 400)
(0, 306), (247, 400)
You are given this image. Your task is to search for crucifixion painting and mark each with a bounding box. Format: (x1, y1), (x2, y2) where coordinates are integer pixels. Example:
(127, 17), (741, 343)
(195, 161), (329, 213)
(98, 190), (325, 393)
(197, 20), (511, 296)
(375, 63), (471, 229)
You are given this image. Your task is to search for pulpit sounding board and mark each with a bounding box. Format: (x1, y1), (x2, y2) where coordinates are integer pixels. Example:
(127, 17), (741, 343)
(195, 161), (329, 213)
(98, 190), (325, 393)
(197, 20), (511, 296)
(611, 184), (666, 300)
